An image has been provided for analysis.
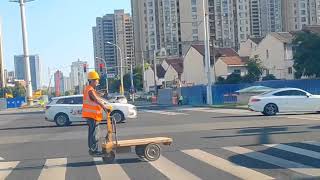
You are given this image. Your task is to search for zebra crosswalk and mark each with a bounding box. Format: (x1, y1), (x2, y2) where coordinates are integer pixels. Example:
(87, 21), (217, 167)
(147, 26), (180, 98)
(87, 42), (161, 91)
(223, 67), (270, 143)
(1, 141), (320, 180)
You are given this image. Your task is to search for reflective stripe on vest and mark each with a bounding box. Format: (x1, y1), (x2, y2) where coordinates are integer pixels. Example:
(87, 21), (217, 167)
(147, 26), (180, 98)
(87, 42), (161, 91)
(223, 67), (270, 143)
(82, 85), (103, 121)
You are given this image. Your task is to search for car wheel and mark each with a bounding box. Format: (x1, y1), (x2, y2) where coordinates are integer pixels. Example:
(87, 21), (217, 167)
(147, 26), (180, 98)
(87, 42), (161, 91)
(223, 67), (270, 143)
(111, 110), (125, 123)
(54, 113), (70, 127)
(263, 104), (278, 116)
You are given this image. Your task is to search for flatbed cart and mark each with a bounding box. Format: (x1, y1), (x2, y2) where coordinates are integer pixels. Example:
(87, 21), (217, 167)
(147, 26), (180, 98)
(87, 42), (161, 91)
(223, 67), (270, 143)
(100, 112), (173, 163)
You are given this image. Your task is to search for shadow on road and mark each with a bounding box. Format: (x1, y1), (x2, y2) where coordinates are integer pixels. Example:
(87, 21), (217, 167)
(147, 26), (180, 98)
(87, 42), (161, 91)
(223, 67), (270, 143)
(202, 125), (308, 145)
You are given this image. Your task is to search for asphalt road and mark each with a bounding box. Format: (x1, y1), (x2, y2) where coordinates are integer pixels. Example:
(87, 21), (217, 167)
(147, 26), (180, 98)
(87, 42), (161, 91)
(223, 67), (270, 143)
(0, 106), (320, 180)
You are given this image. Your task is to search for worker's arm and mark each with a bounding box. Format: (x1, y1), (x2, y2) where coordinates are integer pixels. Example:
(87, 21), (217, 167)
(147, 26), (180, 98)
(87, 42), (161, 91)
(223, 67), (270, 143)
(88, 90), (110, 112)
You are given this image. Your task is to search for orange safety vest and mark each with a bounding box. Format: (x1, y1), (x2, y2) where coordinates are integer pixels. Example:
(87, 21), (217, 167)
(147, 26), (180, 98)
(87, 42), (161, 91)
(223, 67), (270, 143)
(82, 85), (103, 121)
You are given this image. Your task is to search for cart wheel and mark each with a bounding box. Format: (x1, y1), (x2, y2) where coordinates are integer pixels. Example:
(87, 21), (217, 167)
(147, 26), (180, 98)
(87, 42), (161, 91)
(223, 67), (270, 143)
(144, 143), (161, 161)
(102, 151), (115, 163)
(135, 145), (146, 158)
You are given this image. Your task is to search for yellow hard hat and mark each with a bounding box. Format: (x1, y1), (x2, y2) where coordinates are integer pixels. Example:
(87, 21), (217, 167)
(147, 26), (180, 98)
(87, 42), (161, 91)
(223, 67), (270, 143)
(87, 71), (100, 80)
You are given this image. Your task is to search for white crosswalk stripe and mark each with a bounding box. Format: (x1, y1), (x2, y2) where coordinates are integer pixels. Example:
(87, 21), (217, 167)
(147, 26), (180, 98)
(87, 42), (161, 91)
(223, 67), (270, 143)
(0, 161), (19, 180)
(38, 158), (67, 180)
(149, 156), (201, 180)
(183, 108), (253, 115)
(1, 142), (320, 179)
(224, 146), (320, 177)
(286, 114), (320, 121)
(0, 157), (4, 161)
(265, 144), (320, 159)
(93, 157), (130, 180)
(182, 149), (274, 180)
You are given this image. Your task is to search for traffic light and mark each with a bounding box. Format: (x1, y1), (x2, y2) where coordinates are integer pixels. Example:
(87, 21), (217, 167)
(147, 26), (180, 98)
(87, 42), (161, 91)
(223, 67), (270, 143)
(99, 63), (104, 73)
(83, 64), (87, 73)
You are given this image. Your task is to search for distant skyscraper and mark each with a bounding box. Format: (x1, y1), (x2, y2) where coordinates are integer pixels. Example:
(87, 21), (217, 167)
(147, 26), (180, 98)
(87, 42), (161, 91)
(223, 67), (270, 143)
(54, 70), (64, 96)
(63, 76), (71, 92)
(0, 18), (5, 88)
(14, 55), (40, 90)
(70, 60), (87, 94)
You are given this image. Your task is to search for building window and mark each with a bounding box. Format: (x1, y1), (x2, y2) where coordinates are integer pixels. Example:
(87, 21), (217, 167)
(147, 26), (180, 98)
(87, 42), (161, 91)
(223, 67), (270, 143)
(191, 0), (196, 6)
(266, 50), (269, 59)
(288, 67), (293, 74)
(234, 69), (241, 74)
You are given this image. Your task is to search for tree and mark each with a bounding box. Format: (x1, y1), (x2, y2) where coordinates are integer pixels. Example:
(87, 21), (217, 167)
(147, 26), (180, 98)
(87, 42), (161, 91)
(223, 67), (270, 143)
(215, 76), (226, 84)
(243, 56), (264, 83)
(293, 31), (320, 79)
(262, 74), (277, 81)
(12, 83), (26, 97)
(225, 73), (242, 84)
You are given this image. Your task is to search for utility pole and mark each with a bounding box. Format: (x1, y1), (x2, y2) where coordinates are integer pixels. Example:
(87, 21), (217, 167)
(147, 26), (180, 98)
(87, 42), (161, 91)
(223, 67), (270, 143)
(11, 0), (35, 105)
(153, 50), (157, 95)
(0, 18), (5, 88)
(130, 63), (134, 102)
(203, 0), (213, 105)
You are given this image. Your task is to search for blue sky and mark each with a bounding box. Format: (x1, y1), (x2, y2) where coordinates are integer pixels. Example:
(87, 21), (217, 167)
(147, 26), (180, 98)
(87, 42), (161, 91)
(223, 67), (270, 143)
(0, 0), (131, 86)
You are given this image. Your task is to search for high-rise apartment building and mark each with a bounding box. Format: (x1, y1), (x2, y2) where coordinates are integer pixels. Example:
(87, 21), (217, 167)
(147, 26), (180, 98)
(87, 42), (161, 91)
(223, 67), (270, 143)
(70, 60), (87, 93)
(14, 55), (40, 90)
(282, 0), (320, 32)
(132, 0), (182, 62)
(93, 10), (135, 76)
(114, 10), (135, 74)
(93, 14), (117, 75)
(63, 76), (71, 92)
(0, 18), (5, 88)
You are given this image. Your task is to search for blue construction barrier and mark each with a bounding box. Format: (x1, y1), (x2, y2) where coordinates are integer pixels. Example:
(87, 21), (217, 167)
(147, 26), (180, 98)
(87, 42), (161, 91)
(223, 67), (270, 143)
(6, 97), (26, 108)
(182, 79), (320, 105)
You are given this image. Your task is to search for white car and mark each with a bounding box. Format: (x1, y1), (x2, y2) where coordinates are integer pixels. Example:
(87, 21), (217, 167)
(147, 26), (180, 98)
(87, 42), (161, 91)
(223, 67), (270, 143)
(45, 95), (137, 126)
(248, 88), (320, 116)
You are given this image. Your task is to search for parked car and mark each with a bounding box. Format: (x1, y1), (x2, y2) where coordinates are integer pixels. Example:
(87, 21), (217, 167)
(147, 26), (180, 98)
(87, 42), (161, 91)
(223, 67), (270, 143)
(45, 95), (137, 126)
(248, 88), (320, 116)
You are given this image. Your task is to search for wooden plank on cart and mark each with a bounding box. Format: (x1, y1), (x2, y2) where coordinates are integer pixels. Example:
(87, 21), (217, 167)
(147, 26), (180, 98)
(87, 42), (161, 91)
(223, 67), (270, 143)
(115, 137), (173, 147)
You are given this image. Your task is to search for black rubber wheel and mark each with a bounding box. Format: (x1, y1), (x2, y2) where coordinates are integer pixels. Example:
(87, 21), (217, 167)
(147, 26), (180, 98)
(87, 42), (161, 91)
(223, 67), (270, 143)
(102, 151), (115, 163)
(135, 145), (146, 158)
(263, 103), (278, 116)
(54, 113), (70, 127)
(111, 110), (125, 123)
(144, 143), (161, 161)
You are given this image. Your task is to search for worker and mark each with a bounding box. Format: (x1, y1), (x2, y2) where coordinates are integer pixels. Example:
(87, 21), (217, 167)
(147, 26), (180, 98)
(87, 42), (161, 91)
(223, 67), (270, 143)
(82, 71), (111, 156)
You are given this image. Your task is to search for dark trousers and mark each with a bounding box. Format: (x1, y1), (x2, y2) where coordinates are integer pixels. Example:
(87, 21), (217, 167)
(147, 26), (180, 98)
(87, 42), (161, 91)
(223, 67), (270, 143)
(86, 118), (100, 152)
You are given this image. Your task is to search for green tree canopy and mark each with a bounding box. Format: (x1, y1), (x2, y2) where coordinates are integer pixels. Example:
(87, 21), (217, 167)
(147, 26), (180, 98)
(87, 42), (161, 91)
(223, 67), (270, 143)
(293, 31), (320, 79)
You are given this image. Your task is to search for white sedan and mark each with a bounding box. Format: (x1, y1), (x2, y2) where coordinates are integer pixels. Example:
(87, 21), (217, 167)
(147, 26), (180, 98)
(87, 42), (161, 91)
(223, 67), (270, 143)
(45, 95), (137, 126)
(248, 88), (320, 116)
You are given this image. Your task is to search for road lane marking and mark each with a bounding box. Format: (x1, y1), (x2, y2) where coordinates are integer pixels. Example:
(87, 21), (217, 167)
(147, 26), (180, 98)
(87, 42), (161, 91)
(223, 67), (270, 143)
(141, 110), (189, 116)
(38, 158), (67, 180)
(224, 146), (320, 177)
(149, 156), (201, 180)
(93, 157), (130, 180)
(286, 115), (320, 121)
(0, 161), (19, 179)
(265, 144), (320, 159)
(182, 149), (274, 180)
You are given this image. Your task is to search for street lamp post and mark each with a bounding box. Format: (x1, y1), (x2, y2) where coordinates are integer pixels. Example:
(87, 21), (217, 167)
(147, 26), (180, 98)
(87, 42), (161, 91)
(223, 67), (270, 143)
(11, 0), (35, 106)
(107, 42), (124, 95)
(95, 57), (109, 93)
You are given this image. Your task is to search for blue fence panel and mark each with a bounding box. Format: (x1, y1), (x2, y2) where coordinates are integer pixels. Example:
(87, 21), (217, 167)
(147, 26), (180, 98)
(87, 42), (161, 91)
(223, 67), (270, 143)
(182, 79), (320, 105)
(6, 97), (26, 108)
